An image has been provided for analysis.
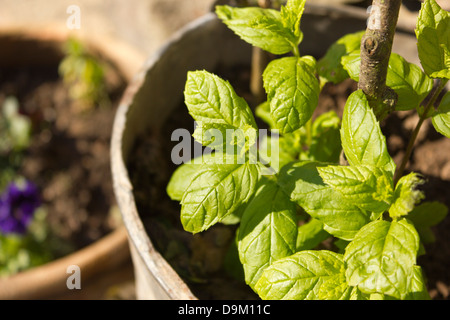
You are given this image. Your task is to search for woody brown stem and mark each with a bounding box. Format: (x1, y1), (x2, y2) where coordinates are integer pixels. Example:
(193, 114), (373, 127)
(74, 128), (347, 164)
(358, 0), (402, 120)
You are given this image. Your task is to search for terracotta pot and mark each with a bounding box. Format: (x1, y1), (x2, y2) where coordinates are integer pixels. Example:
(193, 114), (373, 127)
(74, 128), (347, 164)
(0, 27), (142, 300)
(111, 4), (420, 300)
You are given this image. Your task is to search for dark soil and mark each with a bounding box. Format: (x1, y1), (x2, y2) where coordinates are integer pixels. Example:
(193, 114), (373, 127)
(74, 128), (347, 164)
(128, 64), (450, 300)
(0, 59), (126, 255)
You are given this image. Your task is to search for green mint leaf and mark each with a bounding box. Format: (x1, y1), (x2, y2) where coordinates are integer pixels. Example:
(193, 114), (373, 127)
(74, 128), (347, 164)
(317, 30), (364, 84)
(193, 122), (258, 156)
(167, 152), (244, 201)
(184, 70), (257, 149)
(341, 90), (396, 174)
(238, 180), (297, 289)
(263, 56), (320, 134)
(344, 219), (420, 299)
(180, 161), (259, 233)
(405, 266), (431, 300)
(343, 53), (434, 111)
(280, 129), (306, 158)
(341, 50), (361, 81)
(280, 0), (306, 42)
(349, 287), (370, 300)
(167, 160), (202, 202)
(254, 250), (347, 300)
(432, 91), (450, 138)
(215, 5), (296, 55)
(386, 53), (434, 111)
(350, 288), (403, 300)
(389, 172), (425, 219)
(369, 293), (397, 300)
(416, 0), (450, 79)
(318, 165), (394, 214)
(255, 101), (277, 130)
(318, 272), (352, 300)
(309, 111), (342, 163)
(278, 161), (371, 241)
(258, 134), (298, 174)
(296, 218), (330, 251)
(407, 201), (448, 243)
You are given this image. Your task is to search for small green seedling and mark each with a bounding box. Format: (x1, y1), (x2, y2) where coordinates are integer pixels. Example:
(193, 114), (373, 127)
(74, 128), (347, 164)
(167, 0), (449, 300)
(58, 37), (109, 112)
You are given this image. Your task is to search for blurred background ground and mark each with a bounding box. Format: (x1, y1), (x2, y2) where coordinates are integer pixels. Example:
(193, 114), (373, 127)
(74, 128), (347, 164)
(1, 0), (441, 77)
(0, 0), (445, 300)
(0, 0), (219, 74)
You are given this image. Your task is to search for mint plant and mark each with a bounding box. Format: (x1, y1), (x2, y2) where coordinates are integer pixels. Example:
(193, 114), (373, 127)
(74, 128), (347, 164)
(167, 0), (449, 300)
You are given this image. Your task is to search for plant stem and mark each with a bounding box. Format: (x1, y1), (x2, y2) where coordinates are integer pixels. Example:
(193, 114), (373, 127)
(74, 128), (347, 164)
(250, 48), (270, 106)
(393, 79), (448, 185)
(249, 0), (273, 106)
(358, 0), (402, 120)
(291, 43), (300, 57)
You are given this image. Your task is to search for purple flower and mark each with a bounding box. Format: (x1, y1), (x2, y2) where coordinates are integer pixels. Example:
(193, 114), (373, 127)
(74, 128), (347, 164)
(0, 181), (41, 235)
